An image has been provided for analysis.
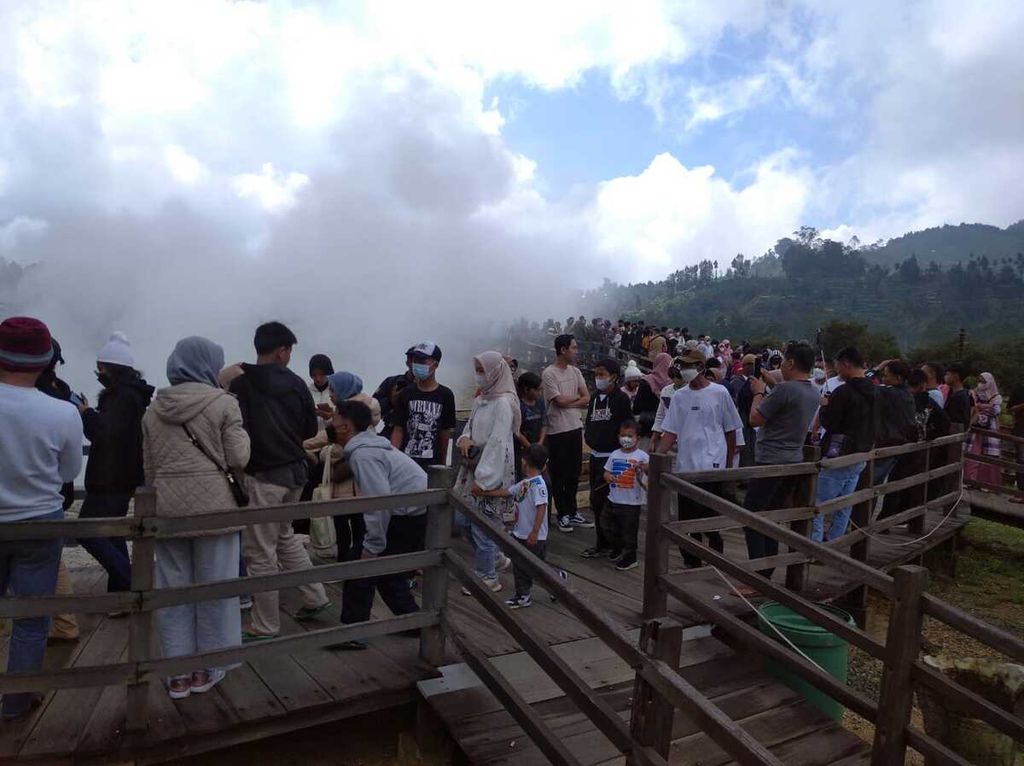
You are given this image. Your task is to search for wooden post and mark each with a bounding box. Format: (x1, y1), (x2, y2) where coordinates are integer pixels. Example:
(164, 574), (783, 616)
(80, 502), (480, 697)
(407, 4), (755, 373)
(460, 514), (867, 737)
(871, 565), (928, 766)
(849, 458), (874, 564)
(786, 459), (818, 592)
(642, 454), (672, 620)
(420, 467), (453, 665)
(629, 618), (683, 762)
(907, 445), (929, 536)
(948, 425), (965, 518)
(126, 488), (156, 732)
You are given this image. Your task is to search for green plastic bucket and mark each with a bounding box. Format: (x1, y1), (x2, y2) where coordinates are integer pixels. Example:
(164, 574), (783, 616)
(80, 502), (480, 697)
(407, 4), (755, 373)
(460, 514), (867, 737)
(756, 602), (855, 721)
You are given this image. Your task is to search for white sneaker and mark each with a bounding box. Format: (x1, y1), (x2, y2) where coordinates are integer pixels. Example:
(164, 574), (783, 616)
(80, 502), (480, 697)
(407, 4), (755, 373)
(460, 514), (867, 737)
(482, 575), (503, 592)
(190, 669), (225, 694)
(495, 553), (512, 572)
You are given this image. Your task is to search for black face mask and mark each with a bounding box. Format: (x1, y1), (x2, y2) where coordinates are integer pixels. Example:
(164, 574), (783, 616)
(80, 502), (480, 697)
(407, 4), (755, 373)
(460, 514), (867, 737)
(96, 372), (113, 388)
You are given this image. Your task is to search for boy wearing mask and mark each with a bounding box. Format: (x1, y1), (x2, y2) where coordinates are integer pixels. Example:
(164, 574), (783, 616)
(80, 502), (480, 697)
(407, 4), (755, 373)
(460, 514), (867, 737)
(582, 358), (632, 558)
(602, 420), (649, 571)
(391, 342), (456, 470)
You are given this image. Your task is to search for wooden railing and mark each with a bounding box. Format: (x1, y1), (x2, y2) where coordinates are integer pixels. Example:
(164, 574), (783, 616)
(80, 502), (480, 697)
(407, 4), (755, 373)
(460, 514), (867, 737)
(0, 468), (454, 732)
(642, 432), (1024, 766)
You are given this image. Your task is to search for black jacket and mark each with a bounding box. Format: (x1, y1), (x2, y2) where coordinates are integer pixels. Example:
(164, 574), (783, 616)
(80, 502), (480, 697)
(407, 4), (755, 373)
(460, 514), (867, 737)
(820, 377), (877, 456)
(585, 388), (633, 453)
(913, 391), (951, 441)
(876, 384), (918, 447)
(230, 363), (319, 474)
(82, 377), (154, 493)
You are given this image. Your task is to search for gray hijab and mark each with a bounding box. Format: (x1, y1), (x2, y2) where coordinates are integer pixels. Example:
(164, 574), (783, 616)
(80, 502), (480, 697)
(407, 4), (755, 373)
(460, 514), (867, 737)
(166, 336), (225, 388)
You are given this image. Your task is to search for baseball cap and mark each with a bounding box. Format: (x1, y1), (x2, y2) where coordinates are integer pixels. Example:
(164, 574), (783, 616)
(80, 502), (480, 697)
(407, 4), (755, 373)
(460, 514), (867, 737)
(410, 341), (442, 362)
(677, 348), (706, 365)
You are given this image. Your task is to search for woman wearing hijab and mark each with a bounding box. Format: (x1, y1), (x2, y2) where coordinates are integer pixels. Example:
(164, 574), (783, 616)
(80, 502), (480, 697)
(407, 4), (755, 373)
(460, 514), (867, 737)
(142, 337), (251, 700)
(965, 372), (1003, 486)
(633, 352), (672, 438)
(454, 352), (519, 592)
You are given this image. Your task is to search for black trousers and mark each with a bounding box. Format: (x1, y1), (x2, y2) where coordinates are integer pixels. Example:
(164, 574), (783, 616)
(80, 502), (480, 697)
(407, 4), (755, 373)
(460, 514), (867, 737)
(341, 514), (426, 625)
(743, 467), (798, 578)
(601, 502), (641, 559)
(677, 482), (731, 568)
(512, 537), (547, 598)
(333, 514), (367, 562)
(589, 455), (611, 548)
(78, 491), (134, 592)
(547, 430), (582, 521)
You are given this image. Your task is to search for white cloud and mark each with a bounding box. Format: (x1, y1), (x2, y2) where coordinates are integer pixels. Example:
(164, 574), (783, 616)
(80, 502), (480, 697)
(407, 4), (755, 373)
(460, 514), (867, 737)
(0, 216), (49, 257)
(233, 163), (309, 214)
(589, 151), (811, 280)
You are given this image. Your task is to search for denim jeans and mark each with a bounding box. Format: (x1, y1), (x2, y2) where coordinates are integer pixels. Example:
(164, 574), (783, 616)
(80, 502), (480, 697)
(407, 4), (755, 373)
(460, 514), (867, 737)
(812, 462), (867, 542)
(77, 490), (133, 592)
(0, 510), (62, 717)
(455, 507), (496, 578)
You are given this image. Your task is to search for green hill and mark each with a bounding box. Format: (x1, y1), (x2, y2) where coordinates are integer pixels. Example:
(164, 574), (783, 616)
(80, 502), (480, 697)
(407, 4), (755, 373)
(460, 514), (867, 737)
(581, 224), (1024, 351)
(861, 221), (1024, 267)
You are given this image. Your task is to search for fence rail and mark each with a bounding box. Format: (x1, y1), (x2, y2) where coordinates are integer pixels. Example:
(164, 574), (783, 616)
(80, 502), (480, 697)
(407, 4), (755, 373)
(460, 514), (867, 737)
(644, 429), (1024, 765)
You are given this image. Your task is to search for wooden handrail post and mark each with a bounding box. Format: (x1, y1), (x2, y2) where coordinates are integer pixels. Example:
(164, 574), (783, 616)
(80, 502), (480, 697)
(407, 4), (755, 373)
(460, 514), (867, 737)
(907, 444), (929, 536)
(849, 458), (873, 564)
(948, 425), (965, 517)
(629, 618), (682, 763)
(871, 565), (928, 765)
(786, 460), (818, 592)
(643, 454), (672, 620)
(420, 467), (453, 665)
(126, 487), (156, 732)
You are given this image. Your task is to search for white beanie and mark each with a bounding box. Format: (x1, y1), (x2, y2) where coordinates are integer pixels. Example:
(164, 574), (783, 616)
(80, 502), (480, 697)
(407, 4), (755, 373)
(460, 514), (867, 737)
(97, 331), (135, 368)
(624, 360), (643, 381)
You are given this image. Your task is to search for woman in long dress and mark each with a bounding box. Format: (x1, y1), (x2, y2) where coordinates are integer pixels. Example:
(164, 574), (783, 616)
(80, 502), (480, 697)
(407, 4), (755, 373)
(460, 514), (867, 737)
(965, 372), (1003, 487)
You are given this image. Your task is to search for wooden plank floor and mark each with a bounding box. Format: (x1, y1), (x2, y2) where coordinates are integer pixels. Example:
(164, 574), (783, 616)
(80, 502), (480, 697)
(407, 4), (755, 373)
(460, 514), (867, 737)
(0, 501), (968, 763)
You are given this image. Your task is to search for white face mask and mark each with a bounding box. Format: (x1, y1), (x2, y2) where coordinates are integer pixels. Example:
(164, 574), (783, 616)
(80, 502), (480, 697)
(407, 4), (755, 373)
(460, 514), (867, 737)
(678, 368), (699, 384)
(594, 377), (611, 392)
(474, 373), (487, 388)
(619, 436), (637, 449)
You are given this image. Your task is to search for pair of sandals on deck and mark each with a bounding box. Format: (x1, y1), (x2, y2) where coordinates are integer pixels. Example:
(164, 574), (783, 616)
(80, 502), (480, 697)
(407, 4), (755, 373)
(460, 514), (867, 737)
(166, 669), (225, 699)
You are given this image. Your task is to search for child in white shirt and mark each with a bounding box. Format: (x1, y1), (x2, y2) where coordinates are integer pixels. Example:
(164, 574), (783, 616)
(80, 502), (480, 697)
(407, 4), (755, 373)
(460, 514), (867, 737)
(473, 444), (549, 609)
(602, 420), (649, 570)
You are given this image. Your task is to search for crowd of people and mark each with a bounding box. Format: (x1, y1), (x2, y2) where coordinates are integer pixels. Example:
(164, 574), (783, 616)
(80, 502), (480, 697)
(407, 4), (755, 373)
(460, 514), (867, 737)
(1, 312), (1020, 719)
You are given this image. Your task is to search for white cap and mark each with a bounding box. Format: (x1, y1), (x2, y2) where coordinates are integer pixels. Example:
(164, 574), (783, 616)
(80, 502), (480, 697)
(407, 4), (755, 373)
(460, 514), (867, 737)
(97, 331), (134, 368)
(624, 360), (643, 381)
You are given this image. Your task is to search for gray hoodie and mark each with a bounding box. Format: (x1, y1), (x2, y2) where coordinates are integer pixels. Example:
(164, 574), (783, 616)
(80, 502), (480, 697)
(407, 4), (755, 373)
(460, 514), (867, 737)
(343, 430), (428, 555)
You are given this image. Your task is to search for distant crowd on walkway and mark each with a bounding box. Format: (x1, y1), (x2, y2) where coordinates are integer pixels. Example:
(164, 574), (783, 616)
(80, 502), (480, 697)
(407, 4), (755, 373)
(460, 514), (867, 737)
(1, 313), (1022, 718)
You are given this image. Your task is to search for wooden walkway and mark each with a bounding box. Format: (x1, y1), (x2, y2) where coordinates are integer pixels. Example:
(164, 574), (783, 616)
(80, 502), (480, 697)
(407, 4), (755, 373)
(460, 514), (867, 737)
(0, 499), (969, 764)
(965, 487), (1024, 530)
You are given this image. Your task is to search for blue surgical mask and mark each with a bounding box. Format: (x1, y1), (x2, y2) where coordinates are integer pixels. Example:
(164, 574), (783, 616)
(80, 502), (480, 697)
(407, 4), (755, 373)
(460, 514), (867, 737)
(412, 363), (432, 381)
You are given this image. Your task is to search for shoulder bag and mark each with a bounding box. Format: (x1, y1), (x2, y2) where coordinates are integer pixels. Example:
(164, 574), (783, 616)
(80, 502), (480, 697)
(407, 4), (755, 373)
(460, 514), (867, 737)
(182, 424), (250, 507)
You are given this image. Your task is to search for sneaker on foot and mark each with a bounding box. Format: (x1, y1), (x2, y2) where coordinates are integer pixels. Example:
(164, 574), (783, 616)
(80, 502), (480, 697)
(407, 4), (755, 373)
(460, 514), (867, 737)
(580, 547), (609, 558)
(334, 639), (368, 651)
(482, 575), (503, 592)
(295, 602), (332, 621)
(569, 513), (594, 528)
(242, 630), (275, 643)
(505, 594), (532, 609)
(495, 552), (513, 571)
(557, 516), (574, 533)
(190, 669), (225, 694)
(615, 556), (639, 571)
(167, 675), (191, 700)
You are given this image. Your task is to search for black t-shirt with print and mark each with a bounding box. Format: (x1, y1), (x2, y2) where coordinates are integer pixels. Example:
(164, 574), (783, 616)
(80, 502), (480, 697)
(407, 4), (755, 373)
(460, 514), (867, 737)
(392, 384), (457, 468)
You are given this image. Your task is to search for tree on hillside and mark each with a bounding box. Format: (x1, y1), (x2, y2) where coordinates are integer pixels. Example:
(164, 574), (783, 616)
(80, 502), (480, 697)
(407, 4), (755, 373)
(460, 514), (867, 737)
(730, 253), (750, 278)
(819, 320), (899, 364)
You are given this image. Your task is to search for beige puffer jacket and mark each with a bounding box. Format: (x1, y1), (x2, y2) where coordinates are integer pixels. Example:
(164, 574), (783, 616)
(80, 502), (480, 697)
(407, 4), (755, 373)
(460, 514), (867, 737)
(142, 382), (251, 538)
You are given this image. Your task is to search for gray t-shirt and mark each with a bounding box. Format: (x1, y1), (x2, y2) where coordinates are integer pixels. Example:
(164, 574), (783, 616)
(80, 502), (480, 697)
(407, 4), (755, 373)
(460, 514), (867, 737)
(754, 380), (820, 464)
